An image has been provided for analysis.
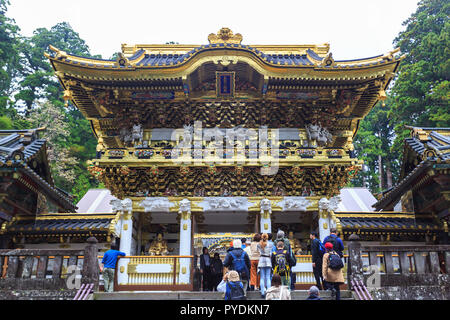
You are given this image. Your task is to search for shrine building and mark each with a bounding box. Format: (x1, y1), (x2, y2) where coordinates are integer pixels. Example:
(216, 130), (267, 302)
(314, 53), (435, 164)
(1, 28), (447, 291)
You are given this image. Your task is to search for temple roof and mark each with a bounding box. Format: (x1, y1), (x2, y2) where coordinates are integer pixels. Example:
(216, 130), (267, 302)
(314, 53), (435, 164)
(1, 213), (115, 236)
(46, 28), (402, 81)
(0, 129), (76, 212)
(336, 212), (443, 233)
(373, 127), (450, 211)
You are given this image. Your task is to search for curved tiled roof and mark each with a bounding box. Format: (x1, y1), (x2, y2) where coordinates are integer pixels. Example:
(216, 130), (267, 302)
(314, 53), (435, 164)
(336, 213), (441, 232)
(47, 42), (401, 71)
(4, 214), (114, 235)
(0, 129), (76, 211)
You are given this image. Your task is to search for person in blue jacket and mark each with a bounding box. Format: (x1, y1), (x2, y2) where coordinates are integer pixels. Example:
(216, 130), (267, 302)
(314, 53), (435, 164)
(322, 228), (344, 258)
(100, 243), (125, 292)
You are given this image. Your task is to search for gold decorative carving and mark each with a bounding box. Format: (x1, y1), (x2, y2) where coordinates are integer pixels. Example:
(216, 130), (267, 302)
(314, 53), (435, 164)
(208, 28), (243, 45)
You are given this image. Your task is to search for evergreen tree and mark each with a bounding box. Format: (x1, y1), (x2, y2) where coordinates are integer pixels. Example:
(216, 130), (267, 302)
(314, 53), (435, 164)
(389, 0), (450, 155)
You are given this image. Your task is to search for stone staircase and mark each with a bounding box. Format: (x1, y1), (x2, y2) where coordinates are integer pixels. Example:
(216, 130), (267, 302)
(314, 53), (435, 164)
(94, 290), (354, 300)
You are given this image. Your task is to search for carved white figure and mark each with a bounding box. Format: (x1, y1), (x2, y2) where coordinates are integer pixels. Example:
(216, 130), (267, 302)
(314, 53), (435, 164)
(306, 123), (321, 146)
(121, 198), (133, 213)
(119, 127), (132, 146)
(110, 198), (132, 213)
(180, 125), (193, 148)
(110, 199), (123, 213)
(260, 198), (272, 214)
(328, 196), (341, 212)
(179, 198), (191, 214)
(131, 124), (143, 146)
(283, 197), (311, 211)
(139, 197), (171, 212)
(318, 197), (330, 211)
(317, 127), (333, 147)
(209, 197), (245, 209)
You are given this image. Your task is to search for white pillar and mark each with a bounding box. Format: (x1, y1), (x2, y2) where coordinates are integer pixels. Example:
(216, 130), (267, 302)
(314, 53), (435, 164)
(260, 198), (272, 234)
(318, 198), (330, 242)
(318, 214), (330, 242)
(178, 199), (192, 284)
(117, 198), (133, 285)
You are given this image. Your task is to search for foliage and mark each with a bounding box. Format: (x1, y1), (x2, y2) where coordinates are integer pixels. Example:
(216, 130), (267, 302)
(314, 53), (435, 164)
(29, 102), (78, 189)
(389, 0), (450, 149)
(352, 0), (449, 193)
(0, 0), (20, 112)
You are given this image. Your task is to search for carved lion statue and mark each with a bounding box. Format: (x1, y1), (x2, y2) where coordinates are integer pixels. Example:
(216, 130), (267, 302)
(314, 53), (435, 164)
(260, 198), (272, 214)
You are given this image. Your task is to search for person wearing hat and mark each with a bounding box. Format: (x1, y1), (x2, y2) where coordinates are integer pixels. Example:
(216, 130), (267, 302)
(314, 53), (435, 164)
(216, 271), (246, 300)
(322, 242), (345, 300)
(306, 285), (321, 300)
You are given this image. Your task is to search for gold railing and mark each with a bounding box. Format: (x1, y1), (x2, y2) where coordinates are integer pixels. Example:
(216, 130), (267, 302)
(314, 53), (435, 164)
(116, 255), (193, 287)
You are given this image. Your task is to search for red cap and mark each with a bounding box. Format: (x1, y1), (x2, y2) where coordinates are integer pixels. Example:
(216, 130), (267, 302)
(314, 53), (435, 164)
(324, 242), (333, 250)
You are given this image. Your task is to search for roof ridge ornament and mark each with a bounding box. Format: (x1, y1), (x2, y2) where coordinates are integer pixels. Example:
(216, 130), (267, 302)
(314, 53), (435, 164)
(208, 28), (243, 45)
(319, 52), (335, 67)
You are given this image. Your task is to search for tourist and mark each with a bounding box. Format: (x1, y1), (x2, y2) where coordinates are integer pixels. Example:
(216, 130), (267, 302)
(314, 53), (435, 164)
(211, 252), (224, 291)
(306, 285), (321, 300)
(248, 233), (261, 291)
(267, 233), (274, 250)
(322, 242), (345, 300)
(217, 270), (246, 300)
(241, 237), (247, 249)
(200, 247), (213, 291)
(310, 231), (324, 290)
(273, 230), (295, 288)
(273, 230), (291, 253)
(100, 243), (125, 293)
(271, 241), (292, 287)
(265, 274), (291, 300)
(223, 239), (251, 293)
(323, 228), (345, 258)
(257, 233), (274, 298)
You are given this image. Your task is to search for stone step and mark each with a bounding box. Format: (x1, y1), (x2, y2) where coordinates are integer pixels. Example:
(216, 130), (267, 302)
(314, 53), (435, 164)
(94, 290), (354, 300)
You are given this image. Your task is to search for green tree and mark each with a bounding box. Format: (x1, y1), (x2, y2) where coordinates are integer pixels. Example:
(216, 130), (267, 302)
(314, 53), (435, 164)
(0, 0), (20, 113)
(351, 100), (401, 194)
(389, 0), (450, 154)
(14, 22), (99, 112)
(11, 22), (101, 204)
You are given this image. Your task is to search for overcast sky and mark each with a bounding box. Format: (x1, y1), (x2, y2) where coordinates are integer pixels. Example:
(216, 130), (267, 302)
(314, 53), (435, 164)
(7, 0), (419, 60)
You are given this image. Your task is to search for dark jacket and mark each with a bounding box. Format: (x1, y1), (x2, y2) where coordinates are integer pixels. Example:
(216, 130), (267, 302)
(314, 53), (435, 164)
(323, 234), (344, 257)
(211, 257), (223, 275)
(223, 248), (251, 279)
(200, 253), (212, 271)
(311, 238), (324, 265)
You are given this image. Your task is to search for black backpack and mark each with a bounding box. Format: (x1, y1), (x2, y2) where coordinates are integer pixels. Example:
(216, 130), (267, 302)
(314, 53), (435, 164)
(328, 252), (344, 270)
(227, 281), (246, 300)
(324, 235), (338, 250)
(274, 250), (289, 276)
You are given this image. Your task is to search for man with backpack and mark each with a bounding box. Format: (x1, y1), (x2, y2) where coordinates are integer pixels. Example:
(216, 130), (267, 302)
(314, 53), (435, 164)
(223, 239), (251, 294)
(217, 271), (247, 300)
(271, 241), (293, 287)
(323, 228), (345, 258)
(273, 230), (297, 289)
(322, 242), (345, 300)
(310, 231), (324, 290)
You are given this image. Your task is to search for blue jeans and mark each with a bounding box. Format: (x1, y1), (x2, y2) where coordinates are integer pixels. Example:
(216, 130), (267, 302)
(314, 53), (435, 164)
(259, 267), (271, 296)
